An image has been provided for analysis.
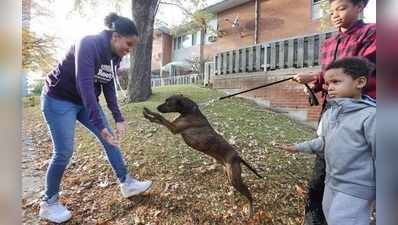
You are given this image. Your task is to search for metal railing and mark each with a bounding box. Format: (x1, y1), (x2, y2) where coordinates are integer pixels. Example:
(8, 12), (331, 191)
(212, 31), (335, 76)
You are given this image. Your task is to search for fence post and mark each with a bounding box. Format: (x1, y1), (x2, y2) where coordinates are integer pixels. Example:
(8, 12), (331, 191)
(297, 37), (304, 68)
(217, 53), (222, 75)
(279, 41), (285, 69)
(248, 46), (254, 72)
(213, 55), (218, 75)
(233, 49), (239, 73)
(263, 44), (268, 71)
(319, 33), (327, 61)
(308, 35), (315, 67)
(228, 50), (234, 74)
(255, 45), (261, 71)
(287, 39), (294, 68)
(241, 48), (247, 72)
(270, 42), (276, 70)
(222, 52), (228, 75)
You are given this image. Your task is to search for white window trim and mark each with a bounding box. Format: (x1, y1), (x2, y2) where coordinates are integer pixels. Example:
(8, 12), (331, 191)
(311, 0), (323, 21)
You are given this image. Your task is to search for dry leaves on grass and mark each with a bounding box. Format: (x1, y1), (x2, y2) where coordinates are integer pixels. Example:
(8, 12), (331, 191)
(22, 86), (316, 225)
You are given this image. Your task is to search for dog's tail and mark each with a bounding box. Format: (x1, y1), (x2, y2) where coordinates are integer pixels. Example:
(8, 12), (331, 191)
(240, 159), (263, 179)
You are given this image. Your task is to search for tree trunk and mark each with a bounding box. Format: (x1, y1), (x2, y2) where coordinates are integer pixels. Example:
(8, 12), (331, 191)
(127, 0), (158, 102)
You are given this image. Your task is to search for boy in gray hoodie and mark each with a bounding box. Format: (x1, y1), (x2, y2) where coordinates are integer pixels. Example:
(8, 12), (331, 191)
(278, 57), (375, 225)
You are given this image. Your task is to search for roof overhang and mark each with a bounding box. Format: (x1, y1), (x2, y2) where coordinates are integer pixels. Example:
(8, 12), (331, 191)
(161, 61), (192, 71)
(204, 0), (252, 14)
(154, 26), (171, 35)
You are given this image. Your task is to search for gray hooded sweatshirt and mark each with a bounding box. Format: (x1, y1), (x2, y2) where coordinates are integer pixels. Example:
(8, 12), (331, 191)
(295, 96), (376, 200)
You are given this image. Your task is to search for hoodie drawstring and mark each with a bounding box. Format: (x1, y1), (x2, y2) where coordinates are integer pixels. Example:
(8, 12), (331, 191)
(110, 59), (127, 99)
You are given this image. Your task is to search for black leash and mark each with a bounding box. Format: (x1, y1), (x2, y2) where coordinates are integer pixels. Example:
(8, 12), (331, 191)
(304, 83), (320, 106)
(216, 77), (319, 106)
(219, 77), (294, 100)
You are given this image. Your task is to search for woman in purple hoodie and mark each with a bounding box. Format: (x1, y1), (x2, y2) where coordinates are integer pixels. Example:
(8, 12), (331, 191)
(39, 13), (152, 223)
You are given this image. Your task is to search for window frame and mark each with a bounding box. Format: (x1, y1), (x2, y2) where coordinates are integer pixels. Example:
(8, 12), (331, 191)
(311, 0), (323, 20)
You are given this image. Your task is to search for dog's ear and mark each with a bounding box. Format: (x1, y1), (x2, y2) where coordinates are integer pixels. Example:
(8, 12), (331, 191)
(177, 97), (198, 113)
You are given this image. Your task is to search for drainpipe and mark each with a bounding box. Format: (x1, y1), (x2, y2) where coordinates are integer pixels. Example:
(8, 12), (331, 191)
(254, 0), (260, 44)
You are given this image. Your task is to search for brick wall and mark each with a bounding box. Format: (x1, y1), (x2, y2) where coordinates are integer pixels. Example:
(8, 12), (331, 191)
(162, 33), (172, 66)
(204, 0), (322, 58)
(258, 0), (321, 42)
(152, 31), (173, 72)
(212, 69), (323, 122)
(151, 32), (163, 71)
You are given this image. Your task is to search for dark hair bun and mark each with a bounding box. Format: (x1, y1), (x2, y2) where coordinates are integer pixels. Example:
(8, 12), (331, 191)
(104, 12), (120, 29)
(104, 12), (138, 36)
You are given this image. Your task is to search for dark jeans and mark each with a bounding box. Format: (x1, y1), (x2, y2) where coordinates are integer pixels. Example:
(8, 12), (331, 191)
(304, 154), (327, 225)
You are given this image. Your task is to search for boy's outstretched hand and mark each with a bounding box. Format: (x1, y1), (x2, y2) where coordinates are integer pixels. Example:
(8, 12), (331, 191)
(274, 143), (298, 153)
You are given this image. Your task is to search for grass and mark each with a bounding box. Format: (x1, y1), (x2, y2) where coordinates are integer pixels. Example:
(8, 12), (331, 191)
(23, 85), (317, 225)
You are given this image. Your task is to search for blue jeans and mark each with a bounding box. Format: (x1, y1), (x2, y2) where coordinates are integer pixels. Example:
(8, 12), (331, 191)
(40, 94), (128, 199)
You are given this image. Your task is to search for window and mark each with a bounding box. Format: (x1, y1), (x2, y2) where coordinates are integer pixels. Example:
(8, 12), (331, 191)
(359, 11), (364, 20)
(192, 32), (197, 46)
(177, 36), (182, 49)
(205, 19), (218, 44)
(173, 38), (177, 50)
(182, 34), (192, 48)
(311, 0), (323, 20)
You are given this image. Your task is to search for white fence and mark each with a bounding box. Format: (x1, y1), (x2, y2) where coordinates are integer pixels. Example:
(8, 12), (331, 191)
(151, 73), (201, 87)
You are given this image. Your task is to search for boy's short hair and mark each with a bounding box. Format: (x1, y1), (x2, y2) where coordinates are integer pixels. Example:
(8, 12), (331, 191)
(329, 0), (369, 7)
(325, 57), (374, 79)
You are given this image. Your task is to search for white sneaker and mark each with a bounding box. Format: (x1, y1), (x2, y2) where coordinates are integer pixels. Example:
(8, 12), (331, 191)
(39, 198), (72, 223)
(120, 176), (152, 198)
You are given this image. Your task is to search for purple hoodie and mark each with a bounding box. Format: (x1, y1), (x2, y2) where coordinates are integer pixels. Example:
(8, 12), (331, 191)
(43, 30), (124, 131)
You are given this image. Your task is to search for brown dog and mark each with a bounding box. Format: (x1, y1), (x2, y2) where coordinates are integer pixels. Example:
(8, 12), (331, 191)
(143, 94), (262, 216)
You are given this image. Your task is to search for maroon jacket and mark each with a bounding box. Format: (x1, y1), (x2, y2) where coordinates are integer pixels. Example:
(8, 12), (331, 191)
(314, 20), (376, 99)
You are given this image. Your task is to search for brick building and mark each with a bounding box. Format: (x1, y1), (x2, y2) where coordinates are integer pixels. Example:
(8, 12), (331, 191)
(203, 0), (324, 56)
(150, 0), (374, 125)
(151, 26), (173, 77)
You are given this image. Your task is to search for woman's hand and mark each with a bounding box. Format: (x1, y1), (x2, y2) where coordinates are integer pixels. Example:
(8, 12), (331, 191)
(100, 128), (119, 146)
(274, 143), (298, 154)
(115, 121), (127, 143)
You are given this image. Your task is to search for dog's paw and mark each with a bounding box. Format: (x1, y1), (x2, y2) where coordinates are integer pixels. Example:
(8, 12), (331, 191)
(143, 109), (152, 118)
(143, 107), (158, 116)
(144, 116), (157, 123)
(143, 109), (162, 124)
(142, 111), (151, 120)
(143, 108), (154, 117)
(143, 107), (152, 114)
(143, 111), (155, 121)
(145, 108), (162, 118)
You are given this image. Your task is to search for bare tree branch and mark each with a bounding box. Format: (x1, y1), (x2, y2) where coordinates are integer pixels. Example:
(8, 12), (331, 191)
(159, 1), (193, 16)
(22, 28), (57, 72)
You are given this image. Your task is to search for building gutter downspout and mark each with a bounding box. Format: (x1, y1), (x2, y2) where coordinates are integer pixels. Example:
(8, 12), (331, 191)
(254, 0), (260, 44)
